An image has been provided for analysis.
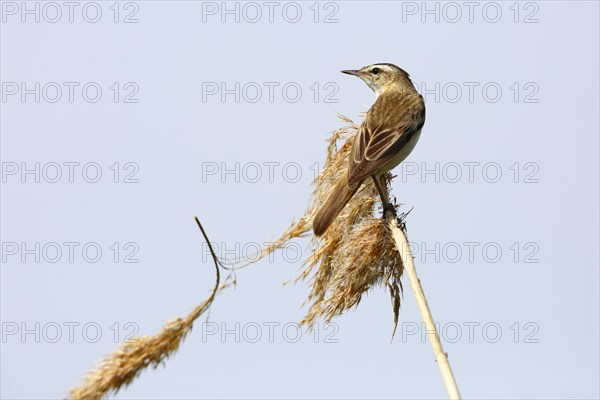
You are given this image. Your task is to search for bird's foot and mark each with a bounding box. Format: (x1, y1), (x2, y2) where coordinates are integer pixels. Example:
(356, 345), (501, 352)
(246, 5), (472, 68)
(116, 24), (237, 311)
(382, 203), (397, 219)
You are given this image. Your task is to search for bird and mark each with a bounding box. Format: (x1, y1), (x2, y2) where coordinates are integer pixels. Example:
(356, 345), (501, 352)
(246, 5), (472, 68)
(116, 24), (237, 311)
(312, 63), (426, 236)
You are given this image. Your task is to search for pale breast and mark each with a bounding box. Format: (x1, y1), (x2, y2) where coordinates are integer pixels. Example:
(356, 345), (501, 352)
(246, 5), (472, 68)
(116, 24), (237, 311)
(374, 129), (422, 176)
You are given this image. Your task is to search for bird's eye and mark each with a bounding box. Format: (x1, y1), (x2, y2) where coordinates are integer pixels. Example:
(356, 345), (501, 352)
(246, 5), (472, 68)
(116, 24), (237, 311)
(371, 68), (381, 75)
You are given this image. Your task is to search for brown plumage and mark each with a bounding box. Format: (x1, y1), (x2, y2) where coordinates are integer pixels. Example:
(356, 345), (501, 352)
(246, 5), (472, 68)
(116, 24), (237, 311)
(312, 169), (359, 236)
(313, 63), (425, 236)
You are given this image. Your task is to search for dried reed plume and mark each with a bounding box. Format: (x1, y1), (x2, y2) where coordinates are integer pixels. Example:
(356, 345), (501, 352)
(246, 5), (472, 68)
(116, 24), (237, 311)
(69, 218), (232, 400)
(69, 117), (461, 399)
(241, 115), (406, 334)
(244, 115), (461, 397)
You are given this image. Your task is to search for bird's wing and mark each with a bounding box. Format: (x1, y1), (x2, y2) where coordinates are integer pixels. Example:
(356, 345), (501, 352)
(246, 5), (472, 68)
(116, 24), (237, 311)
(347, 92), (425, 188)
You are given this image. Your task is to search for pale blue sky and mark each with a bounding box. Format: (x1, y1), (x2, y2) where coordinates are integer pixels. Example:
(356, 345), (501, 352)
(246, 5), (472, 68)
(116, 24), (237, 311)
(1, 1), (599, 398)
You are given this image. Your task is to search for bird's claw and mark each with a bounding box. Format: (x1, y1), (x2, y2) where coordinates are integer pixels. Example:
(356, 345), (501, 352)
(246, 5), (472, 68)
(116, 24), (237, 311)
(382, 203), (397, 219)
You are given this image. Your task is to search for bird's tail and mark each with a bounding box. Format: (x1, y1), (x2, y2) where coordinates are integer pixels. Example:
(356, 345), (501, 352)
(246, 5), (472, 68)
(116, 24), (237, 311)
(312, 170), (359, 236)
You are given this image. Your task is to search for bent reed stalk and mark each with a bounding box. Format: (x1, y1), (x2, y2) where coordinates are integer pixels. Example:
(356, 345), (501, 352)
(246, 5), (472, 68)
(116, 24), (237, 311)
(387, 214), (461, 399)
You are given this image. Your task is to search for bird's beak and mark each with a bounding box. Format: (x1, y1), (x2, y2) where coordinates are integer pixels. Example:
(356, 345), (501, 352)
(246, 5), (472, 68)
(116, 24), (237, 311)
(341, 69), (361, 76)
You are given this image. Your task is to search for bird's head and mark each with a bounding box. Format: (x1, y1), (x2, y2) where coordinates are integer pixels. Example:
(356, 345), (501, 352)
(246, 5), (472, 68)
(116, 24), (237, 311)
(341, 63), (412, 95)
